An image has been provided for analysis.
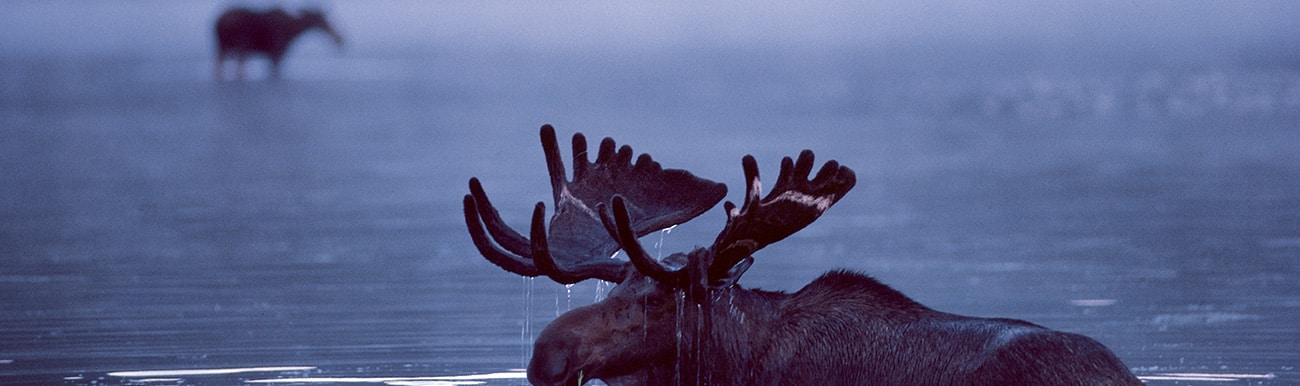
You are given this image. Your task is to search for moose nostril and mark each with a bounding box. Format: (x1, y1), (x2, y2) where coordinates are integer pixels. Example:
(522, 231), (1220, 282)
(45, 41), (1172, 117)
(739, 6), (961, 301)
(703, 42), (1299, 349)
(528, 352), (570, 385)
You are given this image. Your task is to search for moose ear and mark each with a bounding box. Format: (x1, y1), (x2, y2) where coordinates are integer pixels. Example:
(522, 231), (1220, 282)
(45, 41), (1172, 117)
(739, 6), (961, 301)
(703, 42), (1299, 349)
(710, 256), (753, 289)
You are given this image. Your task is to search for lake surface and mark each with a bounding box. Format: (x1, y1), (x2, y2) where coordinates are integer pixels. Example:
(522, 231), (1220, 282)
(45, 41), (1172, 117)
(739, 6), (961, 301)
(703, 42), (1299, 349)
(2, 5), (1299, 384)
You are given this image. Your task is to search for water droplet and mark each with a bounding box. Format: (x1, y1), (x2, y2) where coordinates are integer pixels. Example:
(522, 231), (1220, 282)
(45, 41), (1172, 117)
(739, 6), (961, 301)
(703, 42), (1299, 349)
(594, 280), (609, 302)
(565, 283), (574, 311)
(654, 225), (678, 259)
(521, 276), (535, 369)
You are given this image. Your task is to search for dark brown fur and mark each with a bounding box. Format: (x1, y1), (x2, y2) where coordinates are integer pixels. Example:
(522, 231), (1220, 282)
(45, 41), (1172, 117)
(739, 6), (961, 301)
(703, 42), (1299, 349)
(532, 269), (1140, 386)
(213, 7), (342, 80)
(464, 126), (1140, 386)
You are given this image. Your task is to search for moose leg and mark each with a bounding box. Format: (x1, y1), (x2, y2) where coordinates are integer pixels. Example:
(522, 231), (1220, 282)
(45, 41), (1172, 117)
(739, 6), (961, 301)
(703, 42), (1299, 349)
(234, 54), (248, 81)
(269, 57), (282, 80)
(214, 50), (228, 81)
(214, 57), (223, 81)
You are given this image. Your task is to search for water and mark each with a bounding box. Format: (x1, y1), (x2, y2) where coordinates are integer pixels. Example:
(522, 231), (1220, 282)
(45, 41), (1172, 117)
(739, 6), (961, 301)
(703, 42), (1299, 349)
(3, 2), (1299, 385)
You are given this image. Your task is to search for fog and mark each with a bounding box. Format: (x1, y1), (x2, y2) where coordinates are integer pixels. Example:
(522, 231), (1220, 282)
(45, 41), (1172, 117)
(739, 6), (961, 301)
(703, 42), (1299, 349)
(2, 1), (1297, 384)
(3, 1), (1297, 67)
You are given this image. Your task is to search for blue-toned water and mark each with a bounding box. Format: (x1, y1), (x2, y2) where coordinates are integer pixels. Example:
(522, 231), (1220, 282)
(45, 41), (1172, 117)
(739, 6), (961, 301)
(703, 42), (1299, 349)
(2, 2), (1298, 385)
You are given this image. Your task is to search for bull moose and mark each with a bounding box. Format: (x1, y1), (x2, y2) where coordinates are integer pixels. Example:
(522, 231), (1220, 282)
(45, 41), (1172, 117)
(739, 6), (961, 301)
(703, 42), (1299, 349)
(213, 7), (344, 80)
(463, 125), (1141, 385)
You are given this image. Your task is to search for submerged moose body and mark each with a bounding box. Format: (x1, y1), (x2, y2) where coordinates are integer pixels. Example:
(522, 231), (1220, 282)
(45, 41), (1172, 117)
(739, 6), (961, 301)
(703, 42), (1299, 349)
(463, 125), (1141, 385)
(213, 7), (344, 80)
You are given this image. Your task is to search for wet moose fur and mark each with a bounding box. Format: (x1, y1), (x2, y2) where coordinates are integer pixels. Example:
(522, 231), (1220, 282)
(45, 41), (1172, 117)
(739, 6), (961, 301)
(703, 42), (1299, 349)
(464, 125), (1141, 385)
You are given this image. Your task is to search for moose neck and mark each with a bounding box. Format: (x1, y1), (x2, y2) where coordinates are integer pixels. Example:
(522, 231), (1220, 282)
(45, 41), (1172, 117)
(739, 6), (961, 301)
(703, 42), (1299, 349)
(263, 12), (317, 54)
(283, 17), (316, 44)
(671, 285), (787, 386)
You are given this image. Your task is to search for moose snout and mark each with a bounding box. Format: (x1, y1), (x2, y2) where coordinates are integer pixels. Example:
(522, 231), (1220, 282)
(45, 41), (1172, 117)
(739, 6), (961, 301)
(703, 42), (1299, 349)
(528, 351), (569, 385)
(326, 30), (345, 47)
(529, 334), (579, 386)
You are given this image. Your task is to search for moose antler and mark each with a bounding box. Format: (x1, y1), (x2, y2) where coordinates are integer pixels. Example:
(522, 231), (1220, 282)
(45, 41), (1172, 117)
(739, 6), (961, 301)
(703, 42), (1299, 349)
(708, 150), (855, 281)
(608, 150), (855, 289)
(464, 125), (726, 284)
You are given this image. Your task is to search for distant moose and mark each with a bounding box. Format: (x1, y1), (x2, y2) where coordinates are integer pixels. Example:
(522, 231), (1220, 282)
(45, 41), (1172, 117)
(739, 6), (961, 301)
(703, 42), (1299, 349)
(213, 7), (344, 80)
(463, 125), (1141, 385)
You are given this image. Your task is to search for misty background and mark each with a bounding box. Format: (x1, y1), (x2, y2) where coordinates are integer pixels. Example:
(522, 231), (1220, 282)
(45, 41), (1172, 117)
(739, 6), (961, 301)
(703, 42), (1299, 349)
(1, 1), (1298, 385)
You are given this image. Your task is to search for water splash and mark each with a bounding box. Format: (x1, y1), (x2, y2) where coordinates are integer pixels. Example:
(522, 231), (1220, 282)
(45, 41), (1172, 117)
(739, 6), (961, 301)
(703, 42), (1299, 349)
(642, 293), (650, 341)
(1136, 372), (1276, 382)
(654, 225), (677, 259)
(673, 290), (687, 386)
(243, 370), (528, 384)
(594, 280), (610, 302)
(726, 291), (744, 325)
(564, 283), (574, 311)
(109, 367), (316, 378)
(693, 302), (705, 386)
(595, 252), (617, 302)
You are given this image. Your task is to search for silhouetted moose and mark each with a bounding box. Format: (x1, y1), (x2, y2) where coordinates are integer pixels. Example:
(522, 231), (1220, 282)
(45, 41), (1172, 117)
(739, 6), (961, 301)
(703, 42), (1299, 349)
(213, 7), (343, 80)
(464, 125), (1142, 385)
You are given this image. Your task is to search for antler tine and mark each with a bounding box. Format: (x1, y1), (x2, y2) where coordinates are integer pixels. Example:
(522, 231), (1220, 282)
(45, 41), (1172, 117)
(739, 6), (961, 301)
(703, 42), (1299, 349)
(463, 194), (541, 277)
(540, 125), (569, 204)
(708, 150), (856, 283)
(603, 196), (689, 287)
(468, 178), (531, 257)
(570, 131), (589, 182)
(529, 202), (576, 284)
(772, 151), (811, 196)
(601, 138), (635, 169)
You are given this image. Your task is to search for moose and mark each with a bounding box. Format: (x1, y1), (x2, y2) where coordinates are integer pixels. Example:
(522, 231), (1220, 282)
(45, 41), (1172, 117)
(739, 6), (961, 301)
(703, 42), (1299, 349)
(463, 125), (1141, 385)
(213, 7), (344, 80)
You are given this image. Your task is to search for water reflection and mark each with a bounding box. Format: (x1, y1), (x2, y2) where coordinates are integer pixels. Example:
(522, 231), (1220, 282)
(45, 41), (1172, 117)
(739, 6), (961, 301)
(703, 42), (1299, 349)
(90, 367), (527, 386)
(1138, 373), (1278, 382)
(1, 3), (1298, 384)
(109, 366), (317, 377)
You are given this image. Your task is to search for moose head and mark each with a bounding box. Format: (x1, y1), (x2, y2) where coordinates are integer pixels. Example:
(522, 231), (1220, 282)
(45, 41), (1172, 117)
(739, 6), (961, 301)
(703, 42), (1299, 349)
(296, 8), (344, 46)
(464, 125), (1141, 386)
(464, 125), (854, 385)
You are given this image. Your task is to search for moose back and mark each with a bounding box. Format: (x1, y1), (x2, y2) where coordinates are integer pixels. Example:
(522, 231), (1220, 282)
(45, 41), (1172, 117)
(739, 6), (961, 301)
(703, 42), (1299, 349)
(463, 125), (1141, 385)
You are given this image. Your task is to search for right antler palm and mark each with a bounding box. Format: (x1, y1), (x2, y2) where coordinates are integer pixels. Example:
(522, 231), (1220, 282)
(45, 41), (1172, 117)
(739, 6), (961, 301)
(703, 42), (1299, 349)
(463, 125), (725, 284)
